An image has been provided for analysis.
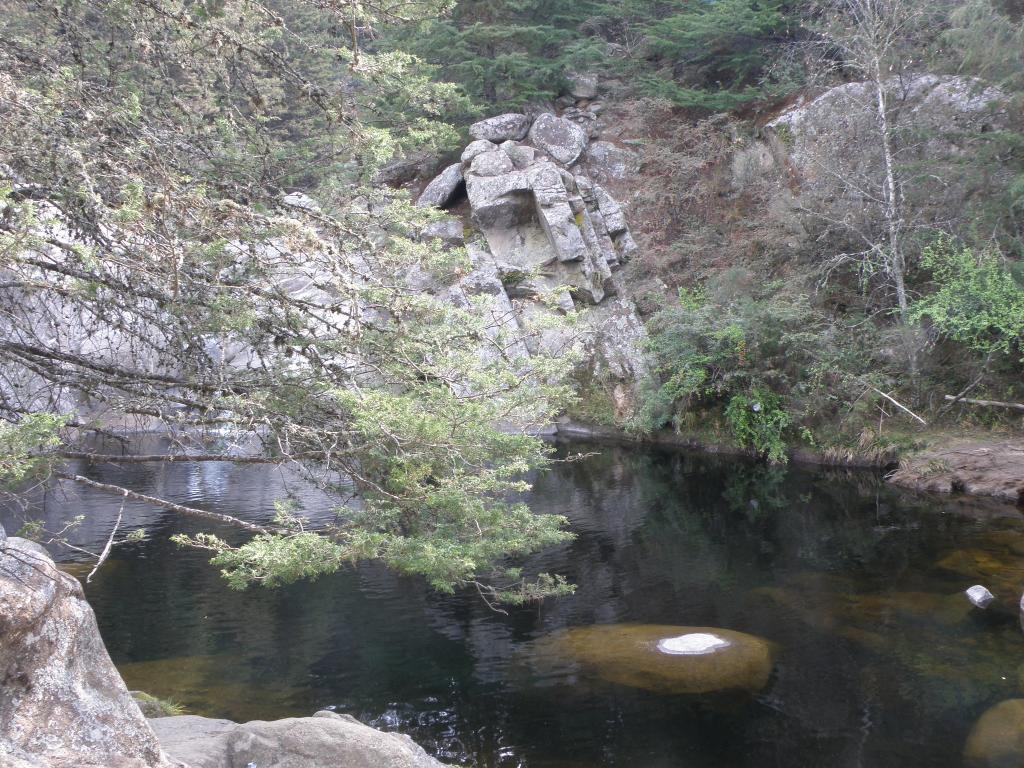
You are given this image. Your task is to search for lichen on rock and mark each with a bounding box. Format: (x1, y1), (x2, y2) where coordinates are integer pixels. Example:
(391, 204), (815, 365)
(0, 537), (175, 768)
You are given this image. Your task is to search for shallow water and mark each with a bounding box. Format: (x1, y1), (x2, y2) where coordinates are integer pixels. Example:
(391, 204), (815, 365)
(6, 441), (1024, 767)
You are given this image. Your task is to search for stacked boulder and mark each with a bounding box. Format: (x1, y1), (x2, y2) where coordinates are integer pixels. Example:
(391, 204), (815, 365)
(416, 111), (648, 411)
(417, 111), (638, 308)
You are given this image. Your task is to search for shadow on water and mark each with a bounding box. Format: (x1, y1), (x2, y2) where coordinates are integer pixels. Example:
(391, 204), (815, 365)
(5, 440), (1024, 767)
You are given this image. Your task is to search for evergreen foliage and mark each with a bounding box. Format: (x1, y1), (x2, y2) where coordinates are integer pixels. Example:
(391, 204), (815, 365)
(631, 274), (836, 459)
(384, 0), (803, 111)
(0, 0), (574, 601)
(386, 0), (605, 107)
(639, 0), (800, 109)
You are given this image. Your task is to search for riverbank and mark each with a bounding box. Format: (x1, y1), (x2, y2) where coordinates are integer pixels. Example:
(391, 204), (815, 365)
(553, 420), (1024, 505)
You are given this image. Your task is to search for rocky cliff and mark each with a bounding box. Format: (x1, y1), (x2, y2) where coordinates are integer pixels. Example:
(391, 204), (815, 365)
(414, 108), (649, 421)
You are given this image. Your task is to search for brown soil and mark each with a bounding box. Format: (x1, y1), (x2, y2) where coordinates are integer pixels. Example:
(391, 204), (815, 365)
(889, 440), (1024, 505)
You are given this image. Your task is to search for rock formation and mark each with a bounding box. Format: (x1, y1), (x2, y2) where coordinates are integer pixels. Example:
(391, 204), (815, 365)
(764, 74), (1010, 249)
(0, 536), (449, 768)
(0, 536), (176, 768)
(150, 712), (449, 768)
(417, 110), (648, 410)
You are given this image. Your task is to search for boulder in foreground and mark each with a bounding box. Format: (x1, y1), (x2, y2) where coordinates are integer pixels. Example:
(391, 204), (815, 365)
(150, 711), (450, 768)
(0, 536), (175, 768)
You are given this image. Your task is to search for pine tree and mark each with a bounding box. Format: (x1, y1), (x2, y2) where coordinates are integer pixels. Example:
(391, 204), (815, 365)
(0, 0), (574, 603)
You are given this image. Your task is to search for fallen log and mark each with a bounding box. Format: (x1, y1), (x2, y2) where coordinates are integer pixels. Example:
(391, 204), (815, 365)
(943, 395), (1024, 412)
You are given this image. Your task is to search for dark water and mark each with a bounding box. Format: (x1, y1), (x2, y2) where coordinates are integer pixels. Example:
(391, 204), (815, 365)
(6, 442), (1024, 767)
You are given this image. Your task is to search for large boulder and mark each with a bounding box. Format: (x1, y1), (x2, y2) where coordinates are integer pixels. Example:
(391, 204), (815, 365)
(460, 139), (495, 167)
(151, 711), (449, 768)
(581, 141), (637, 183)
(566, 72), (599, 100)
(528, 113), (588, 165)
(766, 75), (1011, 244)
(468, 113), (531, 143)
(532, 624), (775, 695)
(0, 536), (175, 768)
(469, 149), (515, 178)
(965, 699), (1024, 768)
(415, 163), (463, 209)
(465, 170), (533, 228)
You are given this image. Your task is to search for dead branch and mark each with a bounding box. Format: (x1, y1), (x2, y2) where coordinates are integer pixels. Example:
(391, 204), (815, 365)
(55, 473), (269, 535)
(942, 395), (1024, 413)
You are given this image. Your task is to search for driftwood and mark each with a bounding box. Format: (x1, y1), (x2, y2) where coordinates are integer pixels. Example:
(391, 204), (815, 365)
(943, 395), (1024, 413)
(868, 386), (927, 425)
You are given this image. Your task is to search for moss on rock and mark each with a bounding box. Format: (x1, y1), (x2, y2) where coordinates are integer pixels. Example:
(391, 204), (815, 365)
(535, 623), (775, 694)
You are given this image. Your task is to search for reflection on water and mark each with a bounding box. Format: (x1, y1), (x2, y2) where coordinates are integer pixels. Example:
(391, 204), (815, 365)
(5, 441), (1024, 767)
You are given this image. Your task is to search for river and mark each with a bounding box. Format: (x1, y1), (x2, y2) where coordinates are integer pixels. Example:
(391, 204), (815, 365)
(4, 441), (1023, 767)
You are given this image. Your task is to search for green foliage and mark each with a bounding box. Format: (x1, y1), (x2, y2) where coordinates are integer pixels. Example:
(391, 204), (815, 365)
(632, 273), (827, 436)
(910, 239), (1024, 358)
(386, 1), (606, 107)
(724, 389), (792, 464)
(0, 414), (67, 487)
(172, 532), (348, 590)
(493, 572), (576, 605)
(384, 0), (802, 111)
(640, 0), (799, 109)
(1, 0), (577, 604)
(133, 692), (187, 717)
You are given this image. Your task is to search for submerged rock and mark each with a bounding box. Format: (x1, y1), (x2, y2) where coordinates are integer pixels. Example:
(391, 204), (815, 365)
(151, 711), (449, 768)
(0, 537), (175, 768)
(965, 699), (1024, 768)
(535, 624), (775, 695)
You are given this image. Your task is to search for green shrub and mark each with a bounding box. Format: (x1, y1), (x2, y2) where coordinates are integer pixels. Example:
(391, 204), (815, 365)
(631, 273), (828, 435)
(724, 389), (792, 464)
(910, 238), (1024, 358)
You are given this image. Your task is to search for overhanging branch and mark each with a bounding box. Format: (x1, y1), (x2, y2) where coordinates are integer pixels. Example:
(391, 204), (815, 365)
(55, 472), (270, 535)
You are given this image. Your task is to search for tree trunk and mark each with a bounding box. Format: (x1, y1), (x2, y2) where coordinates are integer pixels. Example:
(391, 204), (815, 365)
(872, 52), (918, 375)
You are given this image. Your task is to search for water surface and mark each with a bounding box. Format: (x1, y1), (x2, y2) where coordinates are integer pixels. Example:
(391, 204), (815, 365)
(6, 442), (1024, 767)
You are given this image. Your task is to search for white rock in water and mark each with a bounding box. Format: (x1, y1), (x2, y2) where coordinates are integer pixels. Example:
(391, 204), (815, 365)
(966, 584), (995, 609)
(657, 633), (732, 656)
